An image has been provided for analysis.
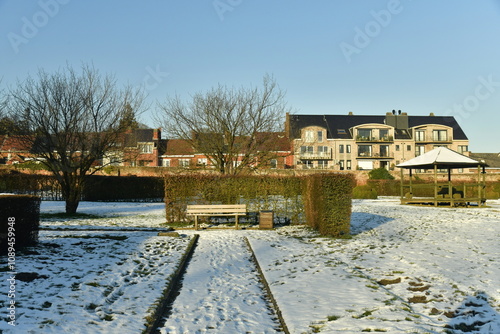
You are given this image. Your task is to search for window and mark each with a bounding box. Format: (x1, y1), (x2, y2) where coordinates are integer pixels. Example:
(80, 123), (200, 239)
(300, 146), (313, 155)
(358, 145), (372, 157)
(339, 144), (344, 153)
(346, 145), (351, 153)
(197, 158), (207, 166)
(416, 145), (425, 156)
(163, 159), (171, 167)
(339, 160), (344, 170)
(270, 159), (277, 169)
(304, 130), (314, 142)
(379, 129), (389, 140)
(358, 129), (372, 140)
(139, 143), (153, 154)
(317, 131), (323, 142)
(346, 160), (352, 170)
(317, 160), (328, 169)
(303, 160), (313, 169)
(433, 130), (448, 141)
(415, 130), (425, 142)
(395, 145), (400, 151)
(458, 145), (469, 154)
(380, 145), (389, 157)
(179, 159), (190, 168)
(318, 146), (329, 157)
(407, 145), (412, 151)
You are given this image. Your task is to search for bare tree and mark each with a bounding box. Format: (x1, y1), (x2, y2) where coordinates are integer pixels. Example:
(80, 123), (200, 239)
(8, 65), (145, 213)
(158, 75), (289, 174)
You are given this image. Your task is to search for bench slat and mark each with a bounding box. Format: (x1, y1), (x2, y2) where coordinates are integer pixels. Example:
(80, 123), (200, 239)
(187, 205), (246, 209)
(186, 204), (248, 230)
(187, 209), (247, 214)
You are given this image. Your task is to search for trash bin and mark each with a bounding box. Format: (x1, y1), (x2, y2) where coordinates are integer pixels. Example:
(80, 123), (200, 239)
(259, 210), (274, 229)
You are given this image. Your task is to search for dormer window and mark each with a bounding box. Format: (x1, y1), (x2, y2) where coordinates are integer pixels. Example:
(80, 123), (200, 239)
(317, 131), (323, 142)
(433, 130), (448, 142)
(139, 143), (153, 154)
(304, 130), (314, 142)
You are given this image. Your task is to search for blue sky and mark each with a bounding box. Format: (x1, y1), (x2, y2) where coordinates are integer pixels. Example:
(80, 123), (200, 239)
(1, 0), (500, 152)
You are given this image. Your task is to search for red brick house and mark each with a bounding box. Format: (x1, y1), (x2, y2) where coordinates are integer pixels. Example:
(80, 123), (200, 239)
(122, 128), (162, 167)
(160, 132), (293, 170)
(0, 135), (34, 165)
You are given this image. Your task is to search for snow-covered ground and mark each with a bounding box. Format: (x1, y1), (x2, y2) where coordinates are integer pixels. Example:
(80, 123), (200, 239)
(1, 198), (499, 333)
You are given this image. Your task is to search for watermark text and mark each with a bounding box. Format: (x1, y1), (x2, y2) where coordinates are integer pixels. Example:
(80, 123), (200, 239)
(6, 217), (17, 326)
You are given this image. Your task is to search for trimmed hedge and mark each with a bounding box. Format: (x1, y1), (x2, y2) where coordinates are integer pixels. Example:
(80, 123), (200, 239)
(0, 195), (41, 255)
(165, 173), (355, 237)
(303, 173), (355, 237)
(0, 171), (61, 200)
(352, 185), (378, 199)
(83, 176), (164, 201)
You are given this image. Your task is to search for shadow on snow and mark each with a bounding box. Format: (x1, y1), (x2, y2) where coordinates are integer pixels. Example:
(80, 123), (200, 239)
(349, 212), (394, 235)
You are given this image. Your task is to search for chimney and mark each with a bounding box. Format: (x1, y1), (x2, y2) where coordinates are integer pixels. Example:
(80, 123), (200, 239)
(385, 110), (408, 129)
(153, 128), (160, 141)
(284, 112), (291, 138)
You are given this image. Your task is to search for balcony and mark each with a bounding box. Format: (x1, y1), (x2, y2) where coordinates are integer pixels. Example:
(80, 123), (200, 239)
(356, 135), (394, 143)
(357, 152), (394, 159)
(298, 151), (332, 160)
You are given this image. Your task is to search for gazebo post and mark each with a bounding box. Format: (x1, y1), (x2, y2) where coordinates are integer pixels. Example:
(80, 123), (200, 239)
(409, 169), (413, 196)
(448, 168), (453, 206)
(400, 167), (404, 202)
(434, 165), (438, 206)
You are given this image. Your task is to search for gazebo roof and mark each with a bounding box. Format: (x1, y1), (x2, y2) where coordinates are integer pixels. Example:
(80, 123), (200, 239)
(396, 147), (486, 169)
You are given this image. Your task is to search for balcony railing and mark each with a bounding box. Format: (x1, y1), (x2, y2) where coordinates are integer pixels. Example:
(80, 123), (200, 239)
(357, 152), (394, 159)
(298, 151), (332, 160)
(415, 138), (451, 143)
(356, 135), (394, 142)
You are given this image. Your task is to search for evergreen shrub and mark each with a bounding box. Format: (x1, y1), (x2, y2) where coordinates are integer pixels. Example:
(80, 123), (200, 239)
(352, 185), (378, 199)
(303, 173), (355, 237)
(0, 195), (41, 254)
(83, 176), (164, 201)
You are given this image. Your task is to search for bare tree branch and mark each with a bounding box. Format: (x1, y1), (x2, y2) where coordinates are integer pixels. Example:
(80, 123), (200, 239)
(157, 74), (289, 174)
(7, 64), (145, 213)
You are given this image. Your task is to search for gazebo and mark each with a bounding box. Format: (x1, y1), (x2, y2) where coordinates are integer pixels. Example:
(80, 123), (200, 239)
(397, 147), (487, 207)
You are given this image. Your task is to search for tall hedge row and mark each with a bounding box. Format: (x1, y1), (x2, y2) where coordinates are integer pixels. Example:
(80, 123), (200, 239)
(0, 195), (41, 255)
(0, 172), (164, 201)
(164, 173), (355, 237)
(0, 171), (61, 200)
(83, 176), (164, 201)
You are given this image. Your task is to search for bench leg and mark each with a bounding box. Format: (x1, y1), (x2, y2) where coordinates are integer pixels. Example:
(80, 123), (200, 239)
(194, 215), (198, 230)
(235, 215), (239, 230)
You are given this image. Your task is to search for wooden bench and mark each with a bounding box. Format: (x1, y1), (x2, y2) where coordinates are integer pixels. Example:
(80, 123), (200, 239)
(186, 204), (247, 230)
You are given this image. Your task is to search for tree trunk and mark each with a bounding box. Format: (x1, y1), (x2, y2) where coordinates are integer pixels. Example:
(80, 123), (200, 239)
(60, 173), (83, 214)
(65, 196), (80, 214)
(64, 184), (81, 214)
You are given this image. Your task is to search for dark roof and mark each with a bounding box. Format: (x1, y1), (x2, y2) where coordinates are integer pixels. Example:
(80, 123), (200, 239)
(288, 114), (468, 140)
(469, 153), (500, 168)
(124, 129), (160, 147)
(408, 116), (468, 140)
